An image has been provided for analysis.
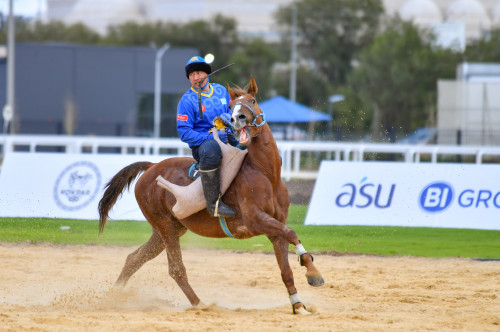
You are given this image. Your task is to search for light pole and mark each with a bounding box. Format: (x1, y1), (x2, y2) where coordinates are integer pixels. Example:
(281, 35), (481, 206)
(3, 0), (15, 135)
(289, 2), (297, 103)
(328, 94), (344, 140)
(153, 43), (170, 138)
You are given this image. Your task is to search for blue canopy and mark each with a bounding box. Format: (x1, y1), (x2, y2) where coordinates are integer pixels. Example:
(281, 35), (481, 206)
(259, 96), (331, 123)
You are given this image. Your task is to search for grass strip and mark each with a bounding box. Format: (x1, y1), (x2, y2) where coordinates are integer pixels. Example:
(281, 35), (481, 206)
(0, 205), (498, 259)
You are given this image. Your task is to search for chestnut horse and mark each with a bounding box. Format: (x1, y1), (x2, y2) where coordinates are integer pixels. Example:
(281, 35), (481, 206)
(98, 76), (324, 314)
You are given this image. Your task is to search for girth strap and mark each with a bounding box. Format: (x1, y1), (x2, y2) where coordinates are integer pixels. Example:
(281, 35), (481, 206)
(218, 216), (235, 238)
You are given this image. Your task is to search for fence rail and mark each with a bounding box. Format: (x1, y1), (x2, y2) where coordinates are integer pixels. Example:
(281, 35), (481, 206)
(2, 134), (500, 180)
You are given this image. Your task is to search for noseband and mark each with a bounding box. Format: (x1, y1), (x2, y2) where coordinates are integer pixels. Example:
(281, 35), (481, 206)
(231, 102), (266, 128)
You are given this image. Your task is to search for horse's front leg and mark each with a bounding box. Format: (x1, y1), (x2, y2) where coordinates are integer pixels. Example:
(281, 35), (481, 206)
(254, 211), (324, 287)
(268, 235), (311, 315)
(253, 212), (324, 314)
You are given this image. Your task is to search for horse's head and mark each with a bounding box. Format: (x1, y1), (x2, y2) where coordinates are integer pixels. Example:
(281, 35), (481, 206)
(227, 76), (266, 146)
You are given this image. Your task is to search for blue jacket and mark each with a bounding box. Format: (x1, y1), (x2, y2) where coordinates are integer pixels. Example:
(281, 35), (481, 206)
(176, 83), (233, 148)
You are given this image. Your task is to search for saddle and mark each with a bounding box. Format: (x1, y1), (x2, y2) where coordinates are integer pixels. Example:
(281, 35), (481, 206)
(156, 130), (248, 219)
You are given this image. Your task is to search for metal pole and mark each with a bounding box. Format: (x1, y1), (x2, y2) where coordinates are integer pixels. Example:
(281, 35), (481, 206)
(288, 3), (298, 140)
(289, 2), (297, 103)
(328, 101), (333, 140)
(5, 0), (15, 134)
(153, 43), (170, 138)
(328, 94), (345, 141)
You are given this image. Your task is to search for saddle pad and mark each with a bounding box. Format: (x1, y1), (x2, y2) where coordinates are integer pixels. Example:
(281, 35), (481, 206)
(156, 130), (248, 219)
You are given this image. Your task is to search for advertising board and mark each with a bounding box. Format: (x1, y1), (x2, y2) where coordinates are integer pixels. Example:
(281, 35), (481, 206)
(305, 161), (500, 230)
(0, 152), (168, 220)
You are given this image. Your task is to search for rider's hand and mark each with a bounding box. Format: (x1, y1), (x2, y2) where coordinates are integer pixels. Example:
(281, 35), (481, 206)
(220, 113), (232, 126)
(217, 130), (228, 143)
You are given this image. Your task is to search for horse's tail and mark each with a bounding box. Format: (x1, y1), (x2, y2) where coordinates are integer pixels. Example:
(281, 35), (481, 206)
(98, 161), (154, 235)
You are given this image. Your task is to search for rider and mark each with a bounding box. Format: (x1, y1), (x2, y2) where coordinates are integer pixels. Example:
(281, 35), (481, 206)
(176, 56), (238, 218)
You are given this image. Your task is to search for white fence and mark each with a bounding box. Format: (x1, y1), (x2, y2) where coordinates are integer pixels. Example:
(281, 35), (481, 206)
(2, 134), (500, 180)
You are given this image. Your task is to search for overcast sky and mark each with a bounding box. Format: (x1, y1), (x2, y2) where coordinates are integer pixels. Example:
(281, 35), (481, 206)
(1, 0), (46, 18)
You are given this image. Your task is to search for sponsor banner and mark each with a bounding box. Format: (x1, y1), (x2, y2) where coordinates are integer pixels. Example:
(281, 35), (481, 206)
(0, 152), (168, 220)
(305, 161), (500, 230)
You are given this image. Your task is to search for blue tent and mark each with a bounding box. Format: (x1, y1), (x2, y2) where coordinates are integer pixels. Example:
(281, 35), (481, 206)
(259, 95), (331, 123)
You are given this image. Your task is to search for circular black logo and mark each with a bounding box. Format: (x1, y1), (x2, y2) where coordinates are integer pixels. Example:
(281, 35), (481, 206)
(53, 161), (102, 211)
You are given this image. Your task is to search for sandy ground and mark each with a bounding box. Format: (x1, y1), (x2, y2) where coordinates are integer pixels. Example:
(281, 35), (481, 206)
(0, 242), (499, 332)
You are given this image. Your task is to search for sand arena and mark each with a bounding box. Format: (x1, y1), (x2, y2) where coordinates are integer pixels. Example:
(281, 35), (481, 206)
(0, 242), (499, 331)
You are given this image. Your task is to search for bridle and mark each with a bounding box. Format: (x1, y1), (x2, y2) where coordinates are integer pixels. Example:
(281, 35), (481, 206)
(231, 101), (266, 128)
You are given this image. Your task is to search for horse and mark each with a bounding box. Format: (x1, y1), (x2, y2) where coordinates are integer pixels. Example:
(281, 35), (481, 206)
(98, 76), (324, 315)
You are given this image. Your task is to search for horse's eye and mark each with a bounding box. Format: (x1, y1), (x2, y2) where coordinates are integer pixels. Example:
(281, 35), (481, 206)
(250, 99), (256, 104)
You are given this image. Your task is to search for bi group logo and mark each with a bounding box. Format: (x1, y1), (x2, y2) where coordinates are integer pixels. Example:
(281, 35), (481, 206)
(419, 181), (500, 213)
(53, 161), (102, 211)
(333, 178), (500, 214)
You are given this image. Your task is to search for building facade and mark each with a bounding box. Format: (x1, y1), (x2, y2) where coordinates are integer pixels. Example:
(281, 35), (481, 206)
(0, 43), (196, 137)
(437, 63), (500, 146)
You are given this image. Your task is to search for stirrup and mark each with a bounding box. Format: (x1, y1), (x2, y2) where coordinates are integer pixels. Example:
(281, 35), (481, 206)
(210, 193), (236, 218)
(214, 193), (221, 217)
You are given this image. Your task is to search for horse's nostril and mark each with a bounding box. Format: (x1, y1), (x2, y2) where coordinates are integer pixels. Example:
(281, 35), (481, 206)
(230, 118), (234, 123)
(238, 114), (246, 120)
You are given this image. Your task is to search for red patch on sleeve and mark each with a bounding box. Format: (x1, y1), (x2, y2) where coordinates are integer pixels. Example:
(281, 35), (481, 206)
(177, 114), (188, 121)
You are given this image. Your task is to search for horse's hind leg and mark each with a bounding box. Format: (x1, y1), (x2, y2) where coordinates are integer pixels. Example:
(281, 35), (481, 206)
(115, 230), (165, 287)
(154, 219), (201, 307)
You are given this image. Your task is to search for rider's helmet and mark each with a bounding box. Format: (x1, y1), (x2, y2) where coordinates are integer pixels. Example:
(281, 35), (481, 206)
(185, 56), (212, 78)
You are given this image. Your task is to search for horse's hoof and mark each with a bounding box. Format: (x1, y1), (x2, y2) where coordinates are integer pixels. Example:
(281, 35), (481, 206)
(193, 301), (209, 310)
(306, 273), (324, 287)
(294, 306), (312, 315)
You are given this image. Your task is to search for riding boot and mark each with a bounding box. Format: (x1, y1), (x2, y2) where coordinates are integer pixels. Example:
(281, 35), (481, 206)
(200, 166), (236, 217)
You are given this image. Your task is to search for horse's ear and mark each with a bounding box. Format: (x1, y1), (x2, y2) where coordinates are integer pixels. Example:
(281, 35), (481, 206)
(227, 84), (238, 101)
(248, 76), (258, 96)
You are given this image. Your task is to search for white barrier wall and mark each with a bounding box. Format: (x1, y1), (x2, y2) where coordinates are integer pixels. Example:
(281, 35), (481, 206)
(305, 161), (500, 230)
(0, 152), (168, 220)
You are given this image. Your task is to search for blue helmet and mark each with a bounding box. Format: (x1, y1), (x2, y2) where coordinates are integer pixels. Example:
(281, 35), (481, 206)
(185, 56), (212, 78)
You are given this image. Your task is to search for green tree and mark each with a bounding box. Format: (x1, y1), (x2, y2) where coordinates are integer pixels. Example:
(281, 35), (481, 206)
(220, 38), (281, 100)
(104, 16), (280, 96)
(348, 19), (460, 140)
(0, 19), (101, 44)
(104, 21), (163, 46)
(465, 27), (500, 62)
(273, 66), (329, 109)
(104, 14), (239, 68)
(329, 85), (371, 140)
(275, 0), (384, 86)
